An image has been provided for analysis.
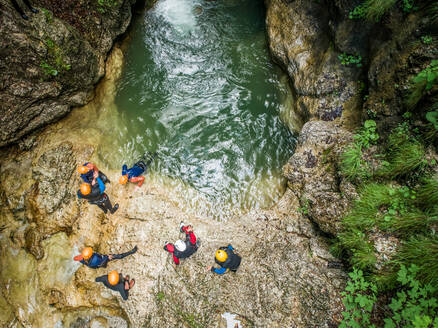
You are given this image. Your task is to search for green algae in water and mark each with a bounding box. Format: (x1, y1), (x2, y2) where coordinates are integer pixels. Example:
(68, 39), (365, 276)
(110, 0), (296, 217)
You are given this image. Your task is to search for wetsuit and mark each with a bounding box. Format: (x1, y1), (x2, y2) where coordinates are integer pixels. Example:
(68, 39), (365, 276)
(95, 274), (129, 300)
(80, 247), (137, 269)
(211, 245), (241, 274)
(77, 177), (118, 214)
(122, 153), (156, 187)
(164, 226), (198, 265)
(11, 0), (37, 19)
(80, 162), (110, 184)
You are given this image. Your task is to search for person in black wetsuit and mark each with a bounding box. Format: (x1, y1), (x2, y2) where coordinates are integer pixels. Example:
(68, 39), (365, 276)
(78, 162), (110, 185)
(207, 244), (241, 274)
(95, 271), (135, 301)
(73, 246), (138, 269)
(163, 222), (198, 265)
(10, 0), (38, 20)
(77, 178), (118, 214)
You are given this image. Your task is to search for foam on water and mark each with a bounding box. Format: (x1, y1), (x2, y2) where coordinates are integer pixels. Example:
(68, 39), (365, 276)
(154, 0), (197, 33)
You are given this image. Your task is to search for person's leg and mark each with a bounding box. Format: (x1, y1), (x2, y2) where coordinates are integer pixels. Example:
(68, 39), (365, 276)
(134, 160), (147, 171)
(22, 0), (38, 13)
(96, 203), (108, 214)
(103, 194), (118, 214)
(130, 176), (144, 187)
(110, 246), (138, 260)
(10, 0), (27, 18)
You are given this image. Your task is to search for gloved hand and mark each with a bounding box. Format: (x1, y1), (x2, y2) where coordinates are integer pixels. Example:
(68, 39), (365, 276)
(179, 221), (185, 232)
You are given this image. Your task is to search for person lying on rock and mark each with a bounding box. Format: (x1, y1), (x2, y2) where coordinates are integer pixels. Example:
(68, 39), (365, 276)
(73, 246), (138, 269)
(10, 0), (38, 20)
(77, 162), (110, 185)
(95, 270), (135, 301)
(163, 222), (198, 265)
(207, 244), (241, 274)
(119, 152), (157, 187)
(77, 178), (119, 214)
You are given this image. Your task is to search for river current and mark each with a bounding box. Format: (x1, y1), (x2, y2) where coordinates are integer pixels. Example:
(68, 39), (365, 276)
(100, 0), (296, 218)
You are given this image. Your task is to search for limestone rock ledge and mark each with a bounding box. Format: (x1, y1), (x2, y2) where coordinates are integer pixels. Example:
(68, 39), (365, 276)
(0, 0), (138, 147)
(0, 139), (347, 327)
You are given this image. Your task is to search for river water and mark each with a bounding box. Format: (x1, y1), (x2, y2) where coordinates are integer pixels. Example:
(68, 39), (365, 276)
(101, 0), (296, 218)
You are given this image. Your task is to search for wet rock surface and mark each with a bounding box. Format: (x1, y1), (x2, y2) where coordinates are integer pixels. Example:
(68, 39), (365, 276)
(0, 0), (138, 147)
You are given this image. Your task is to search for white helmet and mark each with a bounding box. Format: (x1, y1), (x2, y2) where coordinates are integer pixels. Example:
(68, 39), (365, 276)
(175, 240), (186, 252)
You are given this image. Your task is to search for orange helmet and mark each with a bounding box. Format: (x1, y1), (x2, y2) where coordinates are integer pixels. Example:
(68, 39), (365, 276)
(82, 247), (93, 260)
(77, 166), (89, 174)
(108, 271), (119, 285)
(119, 175), (128, 185)
(80, 183), (91, 195)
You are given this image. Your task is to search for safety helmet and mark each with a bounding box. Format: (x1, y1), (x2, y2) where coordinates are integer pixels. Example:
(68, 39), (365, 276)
(175, 240), (186, 252)
(80, 183), (91, 195)
(215, 249), (228, 262)
(77, 166), (89, 174)
(119, 175), (128, 185)
(108, 271), (119, 285)
(82, 247), (93, 260)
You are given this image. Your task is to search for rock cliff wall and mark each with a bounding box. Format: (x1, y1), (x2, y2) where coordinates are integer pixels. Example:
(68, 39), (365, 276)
(266, 0), (437, 236)
(0, 0), (138, 147)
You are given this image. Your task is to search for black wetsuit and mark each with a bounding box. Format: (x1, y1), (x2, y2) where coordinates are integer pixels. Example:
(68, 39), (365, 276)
(211, 245), (241, 274)
(95, 274), (129, 300)
(77, 177), (118, 214)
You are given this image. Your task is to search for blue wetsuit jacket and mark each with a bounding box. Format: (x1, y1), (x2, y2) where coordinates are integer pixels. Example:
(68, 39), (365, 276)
(77, 177), (105, 199)
(122, 164), (144, 179)
(80, 162), (94, 183)
(80, 252), (109, 269)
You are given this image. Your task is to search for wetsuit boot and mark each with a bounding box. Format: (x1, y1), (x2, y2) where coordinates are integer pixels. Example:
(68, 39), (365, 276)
(11, 0), (28, 19)
(23, 0), (38, 13)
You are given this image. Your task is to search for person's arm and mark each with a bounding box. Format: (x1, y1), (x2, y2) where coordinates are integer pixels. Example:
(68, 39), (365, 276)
(96, 177), (105, 193)
(130, 176), (145, 187)
(77, 190), (83, 199)
(95, 275), (105, 282)
(120, 287), (129, 300)
(182, 226), (196, 244)
(122, 165), (128, 176)
(211, 267), (228, 274)
(172, 254), (180, 265)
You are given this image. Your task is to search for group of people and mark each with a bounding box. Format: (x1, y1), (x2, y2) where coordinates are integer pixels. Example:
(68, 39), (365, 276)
(74, 153), (242, 301)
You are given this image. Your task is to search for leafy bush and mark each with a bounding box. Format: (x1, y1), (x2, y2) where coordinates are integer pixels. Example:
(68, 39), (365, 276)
(421, 35), (433, 45)
(339, 53), (363, 67)
(384, 265), (438, 328)
(340, 267), (377, 328)
(362, 0), (397, 21)
(340, 266), (438, 328)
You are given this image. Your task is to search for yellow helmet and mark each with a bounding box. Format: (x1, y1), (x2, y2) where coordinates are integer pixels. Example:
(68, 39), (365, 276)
(215, 249), (228, 262)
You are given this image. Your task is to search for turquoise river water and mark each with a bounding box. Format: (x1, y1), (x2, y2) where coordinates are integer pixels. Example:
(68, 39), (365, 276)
(105, 0), (296, 218)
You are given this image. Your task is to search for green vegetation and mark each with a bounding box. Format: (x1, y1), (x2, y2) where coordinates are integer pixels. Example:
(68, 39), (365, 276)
(341, 265), (438, 327)
(340, 267), (377, 328)
(40, 8), (53, 24)
(406, 60), (438, 109)
(298, 198), (309, 215)
(339, 53), (363, 68)
(340, 120), (378, 181)
(40, 37), (71, 78)
(97, 0), (119, 13)
(349, 0), (416, 21)
(421, 35), (433, 45)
